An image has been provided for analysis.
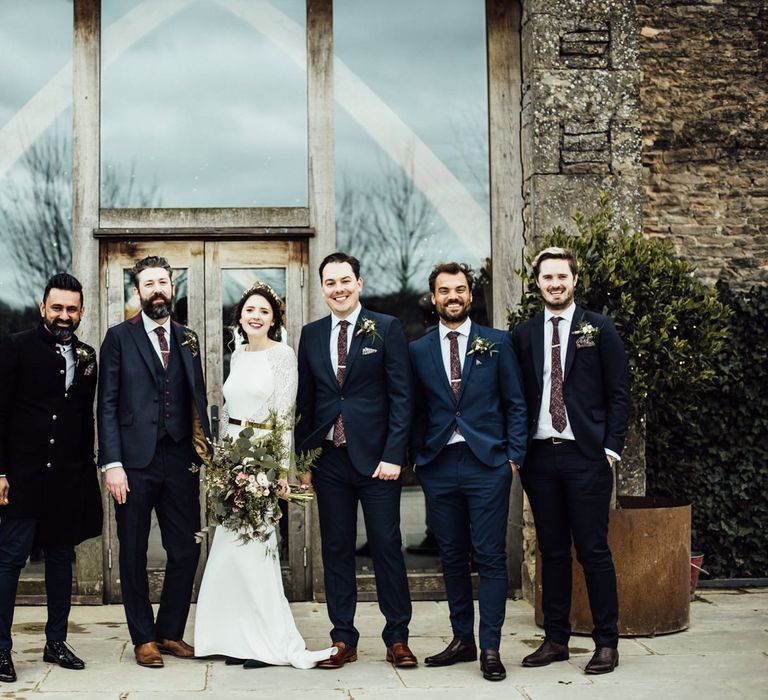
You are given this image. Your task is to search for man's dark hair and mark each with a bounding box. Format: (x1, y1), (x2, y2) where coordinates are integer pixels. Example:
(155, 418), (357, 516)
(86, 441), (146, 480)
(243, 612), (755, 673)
(130, 255), (174, 287)
(532, 246), (579, 278)
(43, 272), (83, 306)
(318, 252), (361, 281)
(428, 262), (474, 293)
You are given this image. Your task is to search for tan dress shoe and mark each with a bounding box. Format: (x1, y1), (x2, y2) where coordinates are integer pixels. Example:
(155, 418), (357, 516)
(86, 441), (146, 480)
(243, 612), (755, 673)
(156, 639), (195, 658)
(386, 642), (418, 668)
(316, 641), (357, 669)
(135, 642), (164, 668)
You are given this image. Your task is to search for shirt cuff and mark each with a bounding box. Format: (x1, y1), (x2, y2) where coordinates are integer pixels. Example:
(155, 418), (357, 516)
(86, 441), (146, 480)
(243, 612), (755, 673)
(100, 462), (123, 473)
(604, 449), (620, 462)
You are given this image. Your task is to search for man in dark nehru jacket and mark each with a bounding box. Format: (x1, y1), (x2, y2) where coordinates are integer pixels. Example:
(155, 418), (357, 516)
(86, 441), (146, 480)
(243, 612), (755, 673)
(0, 273), (103, 683)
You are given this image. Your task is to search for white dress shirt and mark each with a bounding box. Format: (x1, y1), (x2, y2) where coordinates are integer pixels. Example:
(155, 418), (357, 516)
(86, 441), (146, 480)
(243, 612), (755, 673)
(325, 304), (362, 441)
(56, 342), (75, 390)
(438, 317), (472, 445)
(142, 312), (172, 364)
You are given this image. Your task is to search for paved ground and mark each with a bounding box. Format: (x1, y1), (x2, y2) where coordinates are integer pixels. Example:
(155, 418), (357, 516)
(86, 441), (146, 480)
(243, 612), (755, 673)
(5, 588), (767, 699)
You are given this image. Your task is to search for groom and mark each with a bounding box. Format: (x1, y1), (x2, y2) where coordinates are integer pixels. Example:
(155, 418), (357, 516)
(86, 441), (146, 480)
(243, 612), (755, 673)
(98, 256), (210, 668)
(296, 252), (416, 669)
(409, 262), (527, 681)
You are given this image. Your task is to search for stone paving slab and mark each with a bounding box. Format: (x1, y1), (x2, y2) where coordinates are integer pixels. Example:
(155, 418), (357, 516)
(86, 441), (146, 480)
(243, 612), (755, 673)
(1, 589), (764, 699)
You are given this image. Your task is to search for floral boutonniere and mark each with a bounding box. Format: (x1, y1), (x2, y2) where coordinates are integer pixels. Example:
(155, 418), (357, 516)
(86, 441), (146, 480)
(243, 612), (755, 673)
(75, 346), (96, 375)
(572, 320), (600, 348)
(182, 329), (200, 357)
(467, 336), (499, 356)
(355, 317), (381, 343)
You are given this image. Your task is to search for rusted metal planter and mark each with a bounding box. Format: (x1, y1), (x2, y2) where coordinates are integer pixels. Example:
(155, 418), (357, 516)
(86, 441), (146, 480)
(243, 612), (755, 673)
(535, 496), (691, 636)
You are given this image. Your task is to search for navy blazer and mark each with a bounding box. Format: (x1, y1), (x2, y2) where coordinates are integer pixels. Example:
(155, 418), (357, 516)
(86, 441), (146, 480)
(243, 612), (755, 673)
(97, 314), (211, 469)
(409, 323), (528, 468)
(295, 308), (412, 475)
(511, 306), (631, 461)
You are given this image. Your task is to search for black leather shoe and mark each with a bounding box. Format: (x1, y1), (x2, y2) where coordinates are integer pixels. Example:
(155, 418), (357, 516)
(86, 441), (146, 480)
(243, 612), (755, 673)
(0, 649), (16, 683)
(243, 658), (271, 669)
(43, 641), (85, 670)
(584, 646), (619, 674)
(225, 657), (246, 665)
(424, 639), (478, 666)
(480, 649), (506, 681)
(521, 638), (569, 667)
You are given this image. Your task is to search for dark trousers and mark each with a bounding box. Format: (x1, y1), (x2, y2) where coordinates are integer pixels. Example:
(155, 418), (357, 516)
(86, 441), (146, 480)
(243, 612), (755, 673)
(521, 439), (619, 648)
(313, 443), (412, 648)
(0, 517), (74, 649)
(115, 436), (200, 645)
(418, 443), (512, 650)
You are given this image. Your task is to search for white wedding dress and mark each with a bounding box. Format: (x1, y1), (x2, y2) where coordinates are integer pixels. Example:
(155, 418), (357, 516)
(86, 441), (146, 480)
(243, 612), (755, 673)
(194, 342), (333, 668)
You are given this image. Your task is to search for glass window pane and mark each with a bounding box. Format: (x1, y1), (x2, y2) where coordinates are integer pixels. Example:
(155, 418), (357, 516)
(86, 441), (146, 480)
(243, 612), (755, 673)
(334, 0), (491, 341)
(101, 0), (307, 208)
(0, 2), (72, 330)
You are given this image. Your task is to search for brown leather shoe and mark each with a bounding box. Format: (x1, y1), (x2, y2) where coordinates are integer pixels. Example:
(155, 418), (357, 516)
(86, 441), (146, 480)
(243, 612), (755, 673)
(316, 641), (357, 669)
(386, 641), (418, 668)
(156, 639), (195, 659)
(584, 647), (619, 674)
(135, 642), (164, 668)
(521, 638), (569, 667)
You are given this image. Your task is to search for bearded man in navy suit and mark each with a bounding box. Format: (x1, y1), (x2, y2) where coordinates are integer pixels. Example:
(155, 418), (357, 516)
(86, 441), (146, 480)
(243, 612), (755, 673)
(409, 262), (527, 682)
(98, 256), (210, 668)
(296, 252), (416, 670)
(511, 247), (630, 675)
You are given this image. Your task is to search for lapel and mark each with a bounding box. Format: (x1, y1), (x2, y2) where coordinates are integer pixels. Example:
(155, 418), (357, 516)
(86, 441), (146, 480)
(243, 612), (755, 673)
(428, 328), (454, 398)
(319, 315), (337, 384)
(563, 305), (584, 381)
(128, 314), (158, 377)
(457, 323), (479, 404)
(532, 313), (545, 391)
(171, 320), (196, 390)
(341, 310), (366, 387)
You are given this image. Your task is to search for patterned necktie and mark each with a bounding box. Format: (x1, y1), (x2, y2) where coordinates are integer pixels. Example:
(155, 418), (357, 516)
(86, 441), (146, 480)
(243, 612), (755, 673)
(333, 320), (350, 446)
(155, 326), (169, 369)
(550, 317), (567, 432)
(447, 331), (462, 399)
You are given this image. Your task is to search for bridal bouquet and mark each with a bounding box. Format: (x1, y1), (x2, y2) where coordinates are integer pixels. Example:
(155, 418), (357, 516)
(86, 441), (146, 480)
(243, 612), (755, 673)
(192, 410), (320, 546)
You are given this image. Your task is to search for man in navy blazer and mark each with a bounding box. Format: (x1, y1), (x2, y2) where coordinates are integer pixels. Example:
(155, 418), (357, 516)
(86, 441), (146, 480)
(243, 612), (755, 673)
(296, 252), (416, 669)
(511, 247), (630, 675)
(98, 256), (210, 668)
(410, 262), (527, 682)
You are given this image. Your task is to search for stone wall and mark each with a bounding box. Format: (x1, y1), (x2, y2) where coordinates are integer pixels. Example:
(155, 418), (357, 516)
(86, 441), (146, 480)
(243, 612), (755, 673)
(638, 0), (768, 288)
(521, 0), (643, 245)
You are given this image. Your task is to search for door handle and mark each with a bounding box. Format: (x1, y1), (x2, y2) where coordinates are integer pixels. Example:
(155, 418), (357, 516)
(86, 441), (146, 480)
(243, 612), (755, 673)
(211, 404), (219, 441)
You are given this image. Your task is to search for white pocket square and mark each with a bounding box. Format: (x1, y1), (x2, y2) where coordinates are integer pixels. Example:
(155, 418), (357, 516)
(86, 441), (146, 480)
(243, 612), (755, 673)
(362, 347), (378, 355)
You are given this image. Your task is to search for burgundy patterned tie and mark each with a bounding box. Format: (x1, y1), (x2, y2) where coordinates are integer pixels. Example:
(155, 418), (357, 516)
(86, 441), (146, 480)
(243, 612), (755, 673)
(447, 331), (462, 399)
(332, 320), (350, 446)
(550, 317), (567, 432)
(155, 326), (169, 369)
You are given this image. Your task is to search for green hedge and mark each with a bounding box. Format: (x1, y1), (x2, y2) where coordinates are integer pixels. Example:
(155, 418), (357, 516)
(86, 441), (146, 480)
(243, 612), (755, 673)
(646, 283), (768, 578)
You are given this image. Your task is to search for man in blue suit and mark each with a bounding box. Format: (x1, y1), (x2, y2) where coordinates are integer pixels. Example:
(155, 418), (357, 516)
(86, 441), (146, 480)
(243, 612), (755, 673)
(410, 262), (527, 682)
(511, 247), (630, 675)
(296, 252), (416, 669)
(98, 256), (210, 668)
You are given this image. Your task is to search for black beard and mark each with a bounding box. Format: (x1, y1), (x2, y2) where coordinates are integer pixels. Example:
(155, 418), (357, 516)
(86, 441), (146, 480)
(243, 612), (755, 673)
(141, 293), (173, 320)
(44, 318), (77, 342)
(436, 301), (471, 325)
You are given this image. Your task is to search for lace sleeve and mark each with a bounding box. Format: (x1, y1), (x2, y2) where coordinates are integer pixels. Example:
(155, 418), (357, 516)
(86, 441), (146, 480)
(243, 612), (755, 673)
(268, 344), (298, 475)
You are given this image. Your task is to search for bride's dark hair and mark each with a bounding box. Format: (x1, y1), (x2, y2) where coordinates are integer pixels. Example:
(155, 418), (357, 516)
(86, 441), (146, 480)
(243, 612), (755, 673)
(234, 283), (284, 343)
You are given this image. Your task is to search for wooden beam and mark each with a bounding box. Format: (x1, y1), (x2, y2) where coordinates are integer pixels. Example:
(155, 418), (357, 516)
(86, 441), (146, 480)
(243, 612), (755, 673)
(99, 207), (310, 228)
(93, 227), (315, 240)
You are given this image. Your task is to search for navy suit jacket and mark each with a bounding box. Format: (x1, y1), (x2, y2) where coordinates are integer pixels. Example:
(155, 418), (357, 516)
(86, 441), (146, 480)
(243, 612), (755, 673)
(295, 308), (411, 475)
(409, 323), (528, 468)
(97, 314), (211, 469)
(511, 306), (631, 461)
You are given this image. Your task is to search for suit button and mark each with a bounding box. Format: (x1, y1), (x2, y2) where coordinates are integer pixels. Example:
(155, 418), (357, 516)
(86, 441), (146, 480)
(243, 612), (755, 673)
(46, 463), (52, 468)
(49, 438), (55, 444)
(52, 415), (58, 420)
(340, 396), (344, 401)
(152, 419), (157, 424)
(64, 393), (68, 398)
(153, 398), (158, 403)
(59, 369), (65, 375)
(456, 411), (461, 416)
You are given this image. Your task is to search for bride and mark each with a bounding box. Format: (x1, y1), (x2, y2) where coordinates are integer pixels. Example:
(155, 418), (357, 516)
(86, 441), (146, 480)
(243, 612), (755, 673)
(194, 283), (334, 669)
